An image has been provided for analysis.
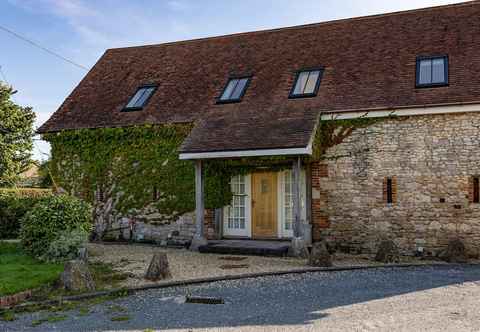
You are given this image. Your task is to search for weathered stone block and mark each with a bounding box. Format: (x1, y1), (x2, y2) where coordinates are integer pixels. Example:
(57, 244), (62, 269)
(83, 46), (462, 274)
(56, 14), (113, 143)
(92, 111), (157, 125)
(145, 253), (172, 280)
(59, 260), (95, 291)
(308, 241), (332, 267)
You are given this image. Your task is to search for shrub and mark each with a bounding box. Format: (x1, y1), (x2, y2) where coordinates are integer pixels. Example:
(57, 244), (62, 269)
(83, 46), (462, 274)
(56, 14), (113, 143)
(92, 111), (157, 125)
(0, 189), (52, 239)
(42, 227), (89, 262)
(19, 195), (92, 259)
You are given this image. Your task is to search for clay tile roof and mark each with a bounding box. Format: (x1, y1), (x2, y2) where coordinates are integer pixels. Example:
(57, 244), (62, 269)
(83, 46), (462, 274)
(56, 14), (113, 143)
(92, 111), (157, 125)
(38, 1), (480, 152)
(179, 108), (319, 153)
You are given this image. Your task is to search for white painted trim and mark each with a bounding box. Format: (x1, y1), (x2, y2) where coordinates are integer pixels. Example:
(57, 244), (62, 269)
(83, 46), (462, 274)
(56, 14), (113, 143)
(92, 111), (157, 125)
(277, 169), (306, 239)
(181, 104), (480, 160)
(179, 147), (312, 160)
(223, 174), (251, 238)
(320, 103), (480, 120)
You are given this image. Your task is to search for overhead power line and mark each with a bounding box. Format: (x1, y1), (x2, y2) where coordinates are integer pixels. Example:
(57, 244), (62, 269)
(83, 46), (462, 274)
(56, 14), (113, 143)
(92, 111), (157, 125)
(0, 24), (89, 71)
(0, 65), (10, 84)
(0, 65), (19, 102)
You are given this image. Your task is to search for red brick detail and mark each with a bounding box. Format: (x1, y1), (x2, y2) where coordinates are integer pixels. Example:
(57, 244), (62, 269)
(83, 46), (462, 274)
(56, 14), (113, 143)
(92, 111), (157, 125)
(311, 162), (330, 242)
(204, 209), (216, 240)
(0, 290), (32, 308)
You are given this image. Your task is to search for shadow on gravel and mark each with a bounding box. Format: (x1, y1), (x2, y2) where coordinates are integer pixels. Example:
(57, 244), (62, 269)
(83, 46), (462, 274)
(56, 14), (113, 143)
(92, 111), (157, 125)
(3, 265), (480, 331)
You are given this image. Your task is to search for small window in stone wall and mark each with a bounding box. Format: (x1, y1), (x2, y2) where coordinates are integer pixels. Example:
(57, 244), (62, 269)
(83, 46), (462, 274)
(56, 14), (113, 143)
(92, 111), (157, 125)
(383, 177), (397, 205)
(472, 177), (480, 204)
(153, 186), (160, 201)
(95, 186), (104, 202)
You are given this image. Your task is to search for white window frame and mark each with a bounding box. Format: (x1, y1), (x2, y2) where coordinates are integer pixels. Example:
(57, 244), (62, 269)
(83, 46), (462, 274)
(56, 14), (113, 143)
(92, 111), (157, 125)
(277, 169), (306, 239)
(223, 174), (252, 237)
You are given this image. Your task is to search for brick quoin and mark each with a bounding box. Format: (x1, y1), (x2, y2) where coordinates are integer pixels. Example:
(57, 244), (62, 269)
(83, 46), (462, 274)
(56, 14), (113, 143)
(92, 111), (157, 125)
(311, 162), (330, 241)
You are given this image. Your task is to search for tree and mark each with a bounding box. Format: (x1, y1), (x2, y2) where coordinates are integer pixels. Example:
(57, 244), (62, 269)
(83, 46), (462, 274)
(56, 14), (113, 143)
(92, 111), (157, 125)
(0, 83), (35, 187)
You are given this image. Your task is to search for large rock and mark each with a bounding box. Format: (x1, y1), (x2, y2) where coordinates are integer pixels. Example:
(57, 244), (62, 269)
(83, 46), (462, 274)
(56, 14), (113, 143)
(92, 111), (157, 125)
(375, 240), (400, 263)
(59, 260), (95, 291)
(145, 253), (172, 281)
(439, 239), (468, 263)
(308, 241), (332, 267)
(289, 237), (309, 258)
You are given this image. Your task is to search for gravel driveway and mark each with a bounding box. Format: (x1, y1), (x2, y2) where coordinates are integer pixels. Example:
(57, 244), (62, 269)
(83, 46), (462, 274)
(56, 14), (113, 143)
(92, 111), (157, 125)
(2, 265), (480, 331)
(87, 243), (440, 288)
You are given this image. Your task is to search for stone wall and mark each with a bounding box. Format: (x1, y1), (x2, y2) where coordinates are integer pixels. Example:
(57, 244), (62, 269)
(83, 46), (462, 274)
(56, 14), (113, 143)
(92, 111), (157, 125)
(313, 112), (480, 257)
(94, 201), (216, 246)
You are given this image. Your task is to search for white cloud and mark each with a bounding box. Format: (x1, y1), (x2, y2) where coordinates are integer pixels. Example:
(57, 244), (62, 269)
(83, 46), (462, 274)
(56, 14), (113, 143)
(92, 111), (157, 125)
(166, 0), (191, 12)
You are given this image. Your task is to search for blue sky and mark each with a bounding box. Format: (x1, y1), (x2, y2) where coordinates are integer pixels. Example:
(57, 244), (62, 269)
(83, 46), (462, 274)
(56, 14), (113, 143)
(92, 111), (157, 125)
(0, 0), (465, 161)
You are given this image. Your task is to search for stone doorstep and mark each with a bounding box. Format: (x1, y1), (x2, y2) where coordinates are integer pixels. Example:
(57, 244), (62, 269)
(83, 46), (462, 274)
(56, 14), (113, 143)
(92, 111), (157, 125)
(0, 290), (32, 308)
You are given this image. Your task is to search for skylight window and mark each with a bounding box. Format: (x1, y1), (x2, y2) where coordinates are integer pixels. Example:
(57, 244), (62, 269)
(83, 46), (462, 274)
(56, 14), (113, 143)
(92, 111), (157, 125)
(124, 85), (157, 110)
(218, 77), (251, 103)
(416, 56), (448, 88)
(290, 68), (324, 98)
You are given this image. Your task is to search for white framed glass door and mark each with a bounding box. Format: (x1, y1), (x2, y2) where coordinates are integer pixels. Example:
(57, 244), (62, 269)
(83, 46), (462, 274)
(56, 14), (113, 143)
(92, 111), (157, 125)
(278, 170), (306, 238)
(223, 174), (251, 237)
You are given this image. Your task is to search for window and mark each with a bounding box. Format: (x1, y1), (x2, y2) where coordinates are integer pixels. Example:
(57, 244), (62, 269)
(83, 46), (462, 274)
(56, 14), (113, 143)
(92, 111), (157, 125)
(227, 175), (247, 230)
(123, 85), (157, 110)
(416, 56), (448, 87)
(473, 177), (479, 204)
(383, 177), (397, 205)
(290, 68), (324, 98)
(95, 185), (104, 202)
(386, 178), (393, 204)
(218, 77), (251, 103)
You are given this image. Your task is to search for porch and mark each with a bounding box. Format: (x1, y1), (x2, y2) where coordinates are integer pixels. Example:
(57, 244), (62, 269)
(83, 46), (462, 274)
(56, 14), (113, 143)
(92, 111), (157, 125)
(178, 109), (319, 256)
(185, 157), (313, 257)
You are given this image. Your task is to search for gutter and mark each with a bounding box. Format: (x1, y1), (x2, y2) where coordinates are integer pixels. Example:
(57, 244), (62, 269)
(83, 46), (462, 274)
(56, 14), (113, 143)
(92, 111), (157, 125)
(179, 146), (312, 160)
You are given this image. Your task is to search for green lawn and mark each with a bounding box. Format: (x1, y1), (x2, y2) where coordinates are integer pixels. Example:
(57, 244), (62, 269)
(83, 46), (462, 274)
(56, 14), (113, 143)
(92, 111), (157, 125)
(0, 242), (63, 296)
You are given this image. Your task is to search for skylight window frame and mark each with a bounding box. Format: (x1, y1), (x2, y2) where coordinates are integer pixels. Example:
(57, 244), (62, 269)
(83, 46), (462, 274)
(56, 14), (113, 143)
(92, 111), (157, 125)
(122, 84), (158, 112)
(289, 67), (325, 99)
(415, 55), (449, 88)
(216, 75), (252, 104)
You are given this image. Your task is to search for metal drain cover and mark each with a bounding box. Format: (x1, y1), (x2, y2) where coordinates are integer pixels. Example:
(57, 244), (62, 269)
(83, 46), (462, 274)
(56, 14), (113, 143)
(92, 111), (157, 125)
(185, 296), (225, 305)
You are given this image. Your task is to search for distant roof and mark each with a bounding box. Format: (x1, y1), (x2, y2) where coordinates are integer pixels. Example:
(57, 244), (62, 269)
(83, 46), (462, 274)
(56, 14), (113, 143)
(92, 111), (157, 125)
(39, 1), (480, 152)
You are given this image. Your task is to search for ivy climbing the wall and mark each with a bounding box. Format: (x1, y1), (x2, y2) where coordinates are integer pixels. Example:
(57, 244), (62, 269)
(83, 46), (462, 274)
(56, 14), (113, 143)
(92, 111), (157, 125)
(43, 116), (389, 229)
(311, 115), (388, 160)
(44, 124), (234, 220)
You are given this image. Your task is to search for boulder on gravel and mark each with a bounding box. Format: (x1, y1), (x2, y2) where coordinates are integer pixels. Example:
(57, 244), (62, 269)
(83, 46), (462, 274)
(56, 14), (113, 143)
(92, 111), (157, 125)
(438, 239), (468, 263)
(145, 253), (172, 281)
(308, 241), (332, 267)
(59, 260), (95, 291)
(375, 240), (400, 263)
(289, 237), (309, 258)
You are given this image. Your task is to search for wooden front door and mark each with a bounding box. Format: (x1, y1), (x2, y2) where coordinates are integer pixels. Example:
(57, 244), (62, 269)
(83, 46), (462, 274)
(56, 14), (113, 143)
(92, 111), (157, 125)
(252, 172), (277, 238)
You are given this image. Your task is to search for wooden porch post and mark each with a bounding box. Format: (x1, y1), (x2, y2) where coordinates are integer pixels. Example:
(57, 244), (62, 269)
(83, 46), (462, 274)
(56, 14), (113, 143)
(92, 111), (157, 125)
(190, 159), (207, 251)
(290, 156), (309, 257)
(305, 163), (313, 245)
(293, 156), (301, 238)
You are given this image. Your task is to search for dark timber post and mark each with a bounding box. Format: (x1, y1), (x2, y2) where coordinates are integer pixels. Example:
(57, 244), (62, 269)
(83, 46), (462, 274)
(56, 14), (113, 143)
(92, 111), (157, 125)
(191, 159), (207, 250)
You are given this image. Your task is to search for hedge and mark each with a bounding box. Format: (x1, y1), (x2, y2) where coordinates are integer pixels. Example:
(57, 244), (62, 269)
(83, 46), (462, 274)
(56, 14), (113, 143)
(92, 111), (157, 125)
(0, 188), (52, 239)
(19, 194), (92, 259)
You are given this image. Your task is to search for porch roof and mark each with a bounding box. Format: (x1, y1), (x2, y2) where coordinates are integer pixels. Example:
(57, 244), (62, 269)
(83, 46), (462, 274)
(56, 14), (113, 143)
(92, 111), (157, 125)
(179, 108), (318, 159)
